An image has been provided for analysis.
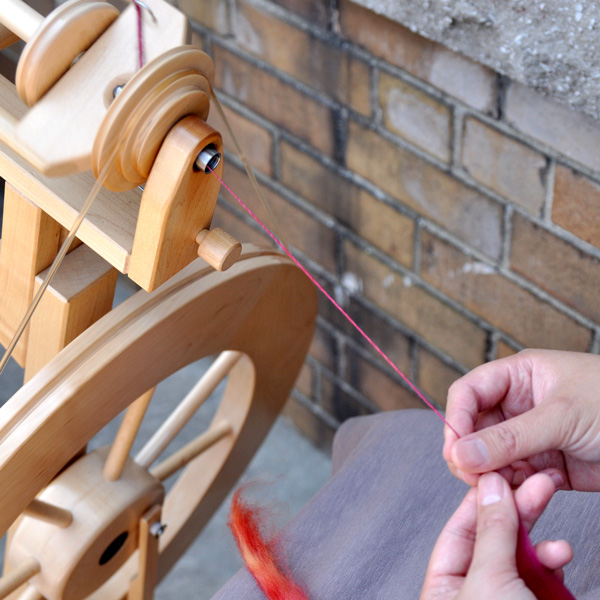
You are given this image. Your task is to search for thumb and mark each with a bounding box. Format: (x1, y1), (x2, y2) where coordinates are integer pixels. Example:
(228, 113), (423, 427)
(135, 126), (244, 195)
(451, 404), (566, 474)
(469, 473), (518, 574)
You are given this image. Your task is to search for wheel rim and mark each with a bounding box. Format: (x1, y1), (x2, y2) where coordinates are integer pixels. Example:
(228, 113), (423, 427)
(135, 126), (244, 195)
(0, 246), (317, 598)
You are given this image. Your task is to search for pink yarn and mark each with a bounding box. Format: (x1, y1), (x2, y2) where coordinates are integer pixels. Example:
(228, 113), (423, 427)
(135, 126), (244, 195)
(212, 169), (577, 599)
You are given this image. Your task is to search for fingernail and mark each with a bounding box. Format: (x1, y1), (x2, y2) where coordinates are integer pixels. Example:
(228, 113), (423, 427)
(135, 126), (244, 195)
(455, 438), (489, 469)
(513, 469), (526, 487)
(480, 474), (504, 506)
(548, 471), (564, 489)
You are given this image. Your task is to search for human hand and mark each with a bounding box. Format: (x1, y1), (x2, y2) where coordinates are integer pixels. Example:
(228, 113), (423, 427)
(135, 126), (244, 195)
(443, 350), (600, 491)
(420, 472), (573, 600)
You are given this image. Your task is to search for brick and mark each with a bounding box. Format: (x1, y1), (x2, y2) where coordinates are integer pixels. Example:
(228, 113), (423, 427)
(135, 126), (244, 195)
(206, 104), (273, 176)
(268, 0), (329, 27)
(347, 121), (503, 259)
(320, 296), (412, 374)
(214, 46), (336, 155)
(231, 2), (371, 114)
(344, 346), (425, 412)
(497, 340), (519, 359)
(295, 362), (313, 397)
(280, 142), (414, 266)
(339, 0), (496, 113)
(283, 397), (335, 450)
(417, 349), (463, 408)
(344, 241), (488, 368)
(511, 214), (600, 323)
(379, 73), (451, 162)
(320, 372), (372, 421)
(179, 0), (231, 34)
(218, 163), (338, 271)
(421, 231), (592, 351)
(309, 323), (337, 372)
(212, 204), (272, 248)
(461, 118), (547, 215)
(552, 165), (600, 249)
(190, 30), (206, 53)
(505, 82), (600, 173)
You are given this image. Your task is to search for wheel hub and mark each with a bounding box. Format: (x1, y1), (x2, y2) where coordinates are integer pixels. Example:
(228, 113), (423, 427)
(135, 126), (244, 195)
(7, 447), (164, 600)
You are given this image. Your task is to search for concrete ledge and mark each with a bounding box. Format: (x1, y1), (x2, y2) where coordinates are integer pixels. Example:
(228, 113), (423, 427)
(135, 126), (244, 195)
(351, 1), (600, 120)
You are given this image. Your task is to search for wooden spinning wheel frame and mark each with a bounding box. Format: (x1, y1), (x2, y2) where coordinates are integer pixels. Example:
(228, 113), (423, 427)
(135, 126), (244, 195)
(0, 1), (318, 599)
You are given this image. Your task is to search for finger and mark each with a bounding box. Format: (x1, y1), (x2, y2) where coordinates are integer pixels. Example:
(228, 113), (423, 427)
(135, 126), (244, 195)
(425, 488), (478, 578)
(534, 540), (573, 571)
(444, 355), (526, 447)
(469, 472), (518, 573)
(513, 472), (556, 531)
(450, 402), (568, 474)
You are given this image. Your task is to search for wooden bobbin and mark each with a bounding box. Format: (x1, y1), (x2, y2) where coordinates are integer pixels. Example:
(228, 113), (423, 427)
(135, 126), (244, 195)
(92, 46), (215, 192)
(15, 0), (119, 106)
(0, 0), (44, 42)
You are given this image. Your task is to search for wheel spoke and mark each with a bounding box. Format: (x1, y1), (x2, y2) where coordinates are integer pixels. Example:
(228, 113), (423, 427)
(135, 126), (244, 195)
(103, 388), (155, 481)
(16, 585), (43, 600)
(24, 499), (72, 528)
(149, 420), (232, 482)
(0, 559), (40, 599)
(135, 351), (242, 469)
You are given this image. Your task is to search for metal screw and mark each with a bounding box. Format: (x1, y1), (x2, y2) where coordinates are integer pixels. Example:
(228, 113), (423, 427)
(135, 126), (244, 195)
(149, 522), (167, 538)
(112, 85), (125, 100)
(195, 146), (222, 174)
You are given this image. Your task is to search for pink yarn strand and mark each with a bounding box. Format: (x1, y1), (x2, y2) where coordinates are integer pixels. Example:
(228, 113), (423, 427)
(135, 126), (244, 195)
(134, 2), (144, 69)
(209, 168), (460, 438)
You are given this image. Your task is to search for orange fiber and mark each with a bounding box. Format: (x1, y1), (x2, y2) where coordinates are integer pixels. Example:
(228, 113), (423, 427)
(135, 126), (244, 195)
(229, 488), (309, 600)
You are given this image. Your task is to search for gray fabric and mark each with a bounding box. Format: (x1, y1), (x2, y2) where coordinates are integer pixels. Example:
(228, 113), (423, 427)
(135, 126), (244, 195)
(211, 410), (600, 599)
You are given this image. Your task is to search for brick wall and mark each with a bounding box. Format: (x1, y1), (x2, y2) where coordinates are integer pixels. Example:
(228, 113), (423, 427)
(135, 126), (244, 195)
(179, 0), (600, 448)
(6, 0), (600, 449)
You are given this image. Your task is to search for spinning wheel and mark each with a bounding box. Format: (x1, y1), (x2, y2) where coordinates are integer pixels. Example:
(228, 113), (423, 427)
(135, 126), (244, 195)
(0, 0), (319, 598)
(1, 247), (317, 599)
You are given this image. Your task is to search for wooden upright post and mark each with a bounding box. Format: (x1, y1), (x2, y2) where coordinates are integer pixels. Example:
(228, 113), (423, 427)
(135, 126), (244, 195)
(0, 184), (61, 365)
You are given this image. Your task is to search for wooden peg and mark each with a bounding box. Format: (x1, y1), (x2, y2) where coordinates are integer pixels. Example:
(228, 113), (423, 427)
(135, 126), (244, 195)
(0, 558), (40, 600)
(23, 500), (72, 528)
(196, 228), (242, 272)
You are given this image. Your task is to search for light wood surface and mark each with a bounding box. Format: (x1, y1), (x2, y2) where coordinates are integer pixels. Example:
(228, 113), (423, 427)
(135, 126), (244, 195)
(92, 46), (214, 191)
(128, 506), (161, 600)
(14, 585), (42, 600)
(0, 559), (40, 600)
(14, 1), (190, 177)
(103, 389), (155, 482)
(0, 247), (317, 598)
(150, 420), (233, 482)
(136, 350), (243, 469)
(8, 448), (164, 600)
(16, 0), (119, 106)
(24, 244), (118, 381)
(128, 116), (224, 291)
(0, 0), (43, 42)
(0, 185), (61, 365)
(196, 228), (242, 272)
(0, 77), (140, 273)
(0, 24), (19, 50)
(23, 500), (72, 529)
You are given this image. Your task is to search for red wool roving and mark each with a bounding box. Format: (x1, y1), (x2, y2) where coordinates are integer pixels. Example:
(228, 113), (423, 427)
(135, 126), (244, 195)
(212, 170), (577, 600)
(517, 520), (576, 600)
(229, 489), (309, 600)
